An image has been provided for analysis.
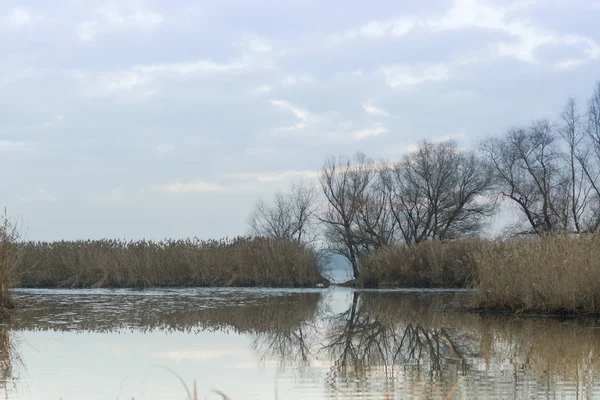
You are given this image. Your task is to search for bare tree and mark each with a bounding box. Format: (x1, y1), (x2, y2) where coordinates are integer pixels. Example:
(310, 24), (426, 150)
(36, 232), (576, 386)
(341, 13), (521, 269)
(353, 176), (396, 252)
(588, 81), (600, 153)
(248, 182), (318, 245)
(481, 121), (570, 235)
(559, 98), (591, 233)
(382, 140), (493, 244)
(580, 81), (600, 231)
(319, 153), (379, 280)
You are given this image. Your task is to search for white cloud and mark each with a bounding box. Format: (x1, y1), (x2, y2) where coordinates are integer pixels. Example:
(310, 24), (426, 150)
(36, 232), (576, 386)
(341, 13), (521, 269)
(158, 181), (234, 194)
(227, 170), (318, 182)
(382, 64), (451, 87)
(333, 70), (364, 83)
(353, 123), (388, 140)
(1, 7), (42, 29)
(280, 74), (315, 86)
(334, 0), (600, 66)
(362, 103), (389, 117)
(76, 3), (164, 41)
(555, 59), (586, 69)
(330, 17), (419, 43)
(433, 132), (466, 142)
(75, 57), (254, 99)
(242, 35), (273, 53)
(29, 115), (66, 132)
(271, 100), (317, 131)
(6, 8), (32, 28)
(76, 22), (98, 41)
(270, 100), (391, 141)
(19, 189), (59, 204)
(157, 169), (319, 194)
(244, 146), (285, 158)
(379, 132), (467, 157)
(37, 189), (59, 202)
(156, 143), (174, 154)
(251, 74), (314, 97)
(0, 140), (25, 151)
(253, 85), (272, 95)
(88, 186), (128, 205)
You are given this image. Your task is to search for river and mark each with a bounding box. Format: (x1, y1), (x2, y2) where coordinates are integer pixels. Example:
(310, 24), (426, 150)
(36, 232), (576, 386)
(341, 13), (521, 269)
(1, 287), (599, 399)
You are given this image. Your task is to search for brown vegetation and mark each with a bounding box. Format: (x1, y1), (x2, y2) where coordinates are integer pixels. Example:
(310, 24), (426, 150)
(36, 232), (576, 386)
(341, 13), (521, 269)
(358, 239), (483, 288)
(0, 212), (21, 312)
(13, 237), (324, 288)
(474, 234), (600, 314)
(360, 233), (600, 315)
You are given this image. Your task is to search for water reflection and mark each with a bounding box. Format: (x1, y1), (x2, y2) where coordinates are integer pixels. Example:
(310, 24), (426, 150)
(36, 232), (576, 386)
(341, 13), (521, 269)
(322, 293), (476, 398)
(0, 328), (23, 397)
(2, 288), (600, 399)
(9, 288), (322, 334)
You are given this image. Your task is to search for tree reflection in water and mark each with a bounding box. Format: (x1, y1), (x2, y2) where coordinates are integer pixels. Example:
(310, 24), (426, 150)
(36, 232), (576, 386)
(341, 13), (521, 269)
(321, 292), (476, 397)
(0, 327), (23, 396)
(4, 288), (600, 398)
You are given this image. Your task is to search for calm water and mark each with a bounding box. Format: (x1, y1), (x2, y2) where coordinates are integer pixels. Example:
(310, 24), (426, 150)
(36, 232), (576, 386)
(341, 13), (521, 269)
(1, 288), (600, 399)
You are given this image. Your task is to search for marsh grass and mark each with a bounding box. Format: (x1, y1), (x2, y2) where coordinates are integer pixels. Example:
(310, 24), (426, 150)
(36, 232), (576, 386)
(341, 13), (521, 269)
(359, 234), (600, 314)
(14, 237), (324, 288)
(0, 211), (21, 312)
(474, 234), (600, 314)
(359, 239), (484, 288)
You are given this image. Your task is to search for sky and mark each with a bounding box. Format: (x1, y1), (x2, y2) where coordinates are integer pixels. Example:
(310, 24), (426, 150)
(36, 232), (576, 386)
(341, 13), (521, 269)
(1, 0), (600, 241)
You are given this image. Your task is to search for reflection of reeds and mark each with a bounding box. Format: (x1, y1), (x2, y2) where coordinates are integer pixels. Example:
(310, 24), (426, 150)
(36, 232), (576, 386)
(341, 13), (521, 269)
(359, 240), (483, 288)
(0, 327), (23, 394)
(15, 237), (323, 288)
(325, 292), (600, 398)
(8, 289), (600, 398)
(9, 290), (322, 334)
(479, 316), (600, 380)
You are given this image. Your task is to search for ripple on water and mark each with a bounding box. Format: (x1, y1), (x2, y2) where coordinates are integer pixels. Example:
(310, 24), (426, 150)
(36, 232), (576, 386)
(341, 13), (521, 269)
(1, 287), (600, 399)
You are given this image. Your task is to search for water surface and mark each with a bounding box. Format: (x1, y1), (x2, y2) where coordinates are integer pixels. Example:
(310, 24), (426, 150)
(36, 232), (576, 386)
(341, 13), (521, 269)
(1, 287), (600, 399)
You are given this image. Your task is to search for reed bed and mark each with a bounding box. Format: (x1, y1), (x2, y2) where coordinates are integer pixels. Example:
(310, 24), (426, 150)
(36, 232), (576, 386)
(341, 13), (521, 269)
(360, 234), (600, 315)
(473, 234), (600, 314)
(14, 237), (324, 288)
(359, 239), (484, 288)
(0, 213), (21, 312)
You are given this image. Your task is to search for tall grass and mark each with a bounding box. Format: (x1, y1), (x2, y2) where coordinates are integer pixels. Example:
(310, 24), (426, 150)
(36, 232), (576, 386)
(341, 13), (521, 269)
(0, 212), (21, 312)
(361, 234), (600, 314)
(474, 234), (600, 314)
(359, 239), (484, 288)
(14, 237), (324, 288)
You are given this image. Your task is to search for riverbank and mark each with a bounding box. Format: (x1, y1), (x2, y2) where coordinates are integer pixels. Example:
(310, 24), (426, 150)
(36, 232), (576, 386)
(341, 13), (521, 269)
(6, 233), (600, 317)
(358, 234), (600, 316)
(12, 237), (326, 289)
(0, 214), (20, 314)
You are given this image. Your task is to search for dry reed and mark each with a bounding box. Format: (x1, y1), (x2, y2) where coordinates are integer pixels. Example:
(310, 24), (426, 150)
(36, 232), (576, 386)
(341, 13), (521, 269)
(359, 239), (484, 288)
(360, 234), (600, 314)
(0, 212), (21, 312)
(473, 234), (600, 314)
(14, 237), (324, 288)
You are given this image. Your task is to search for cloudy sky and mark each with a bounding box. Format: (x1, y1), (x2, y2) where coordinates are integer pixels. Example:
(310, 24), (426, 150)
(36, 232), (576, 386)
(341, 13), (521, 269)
(2, 0), (600, 240)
